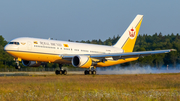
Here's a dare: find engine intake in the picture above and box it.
[72,55,92,68]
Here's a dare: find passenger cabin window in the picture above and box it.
[9,42,20,45]
[81,50,89,52]
[34,45,55,49]
[74,49,79,51]
[64,48,70,50]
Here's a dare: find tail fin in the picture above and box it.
[113,15,143,52]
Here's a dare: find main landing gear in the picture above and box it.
[55,64,67,75]
[15,59,21,69]
[84,66,96,75]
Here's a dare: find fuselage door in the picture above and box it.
[27,41,32,50]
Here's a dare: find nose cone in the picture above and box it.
[4,44,10,55]
[4,44,12,53]
[4,44,19,52]
[4,44,9,51]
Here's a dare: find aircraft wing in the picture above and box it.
[60,49,176,61]
[90,49,175,60]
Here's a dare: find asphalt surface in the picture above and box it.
[0,71,83,76]
[0,69,180,76]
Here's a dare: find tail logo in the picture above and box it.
[129,27,136,39]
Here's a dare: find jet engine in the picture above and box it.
[72,55,92,68]
[22,60,41,67]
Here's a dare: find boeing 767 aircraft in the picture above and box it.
[4,15,175,75]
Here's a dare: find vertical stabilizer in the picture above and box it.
[113,15,143,52]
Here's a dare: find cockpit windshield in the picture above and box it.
[9,42,20,45]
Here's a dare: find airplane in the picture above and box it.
[4,14,175,75]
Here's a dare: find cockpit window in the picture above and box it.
[9,42,20,45]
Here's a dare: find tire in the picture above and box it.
[60,70,63,75]
[84,70,88,75]
[63,70,67,75]
[55,70,59,75]
[89,70,92,75]
[92,70,96,75]
[15,66,20,69]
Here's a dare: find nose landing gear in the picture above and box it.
[15,59,21,69]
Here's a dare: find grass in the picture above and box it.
[0,74,180,101]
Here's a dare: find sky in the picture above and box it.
[0,0,180,42]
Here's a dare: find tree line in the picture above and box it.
[0,32,179,69]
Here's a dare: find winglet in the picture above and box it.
[113,15,143,52]
[170,49,177,52]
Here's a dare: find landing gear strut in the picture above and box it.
[15,59,20,69]
[55,64,67,75]
[84,66,96,75]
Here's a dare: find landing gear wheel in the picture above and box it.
[55,70,59,75]
[63,70,67,75]
[92,70,96,75]
[15,65,20,69]
[60,70,63,75]
[55,64,67,75]
[15,59,20,69]
[84,70,88,75]
[89,70,92,75]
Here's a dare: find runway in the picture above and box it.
[0,71,83,76]
[0,69,180,76]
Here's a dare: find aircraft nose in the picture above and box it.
[4,44,19,52]
[4,44,9,51]
[4,44,17,51]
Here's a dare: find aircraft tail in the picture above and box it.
[113,15,143,52]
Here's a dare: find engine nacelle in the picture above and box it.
[22,60,41,67]
[72,55,92,68]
